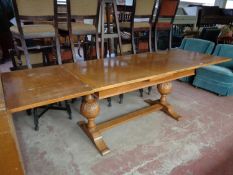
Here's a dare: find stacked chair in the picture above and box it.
[193,44,233,96]
[11,0,71,131]
[179,38,215,83]
[154,0,180,51]
[11,0,61,68]
[58,0,100,61]
[119,0,156,54]
[137,0,180,96]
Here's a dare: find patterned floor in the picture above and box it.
[12,81,233,175]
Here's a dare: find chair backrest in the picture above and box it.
[179,38,215,54]
[154,0,180,28]
[213,44,233,69]
[133,0,156,18]
[12,0,55,19]
[68,0,99,18]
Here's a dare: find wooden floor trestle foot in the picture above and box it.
[78,121,110,156]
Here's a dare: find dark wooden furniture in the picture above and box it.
[58,0,100,61]
[11,0,61,69]
[0,50,230,174]
[119,0,156,54]
[100,0,122,58]
[199,27,221,44]
[197,6,233,28]
[154,0,180,51]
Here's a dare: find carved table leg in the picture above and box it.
[157,82,182,121]
[78,95,110,155]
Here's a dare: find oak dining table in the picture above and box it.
[0,49,230,174]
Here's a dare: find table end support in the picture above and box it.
[145,82,182,121]
[157,82,182,121]
[79,95,110,156]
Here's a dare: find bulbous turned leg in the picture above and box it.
[157,82,182,121]
[79,94,110,155]
[157,82,172,105]
[80,95,100,131]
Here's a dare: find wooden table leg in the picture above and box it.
[145,82,182,121]
[78,95,110,156]
[157,82,182,121]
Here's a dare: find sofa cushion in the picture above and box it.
[179,38,214,54]
[194,65,233,96]
[213,44,233,69]
[196,65,233,82]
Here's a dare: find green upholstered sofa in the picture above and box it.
[179,38,215,83]
[193,44,233,96]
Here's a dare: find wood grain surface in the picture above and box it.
[63,49,230,92]
[2,65,92,113]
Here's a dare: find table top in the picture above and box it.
[2,66,92,113]
[63,49,230,91]
[1,49,230,113]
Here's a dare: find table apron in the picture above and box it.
[95,69,195,99]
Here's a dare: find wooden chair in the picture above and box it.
[119,0,156,54]
[11,0,61,69]
[154,0,180,51]
[59,0,100,61]
[100,0,122,58]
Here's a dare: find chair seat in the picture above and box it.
[58,23,96,35]
[193,65,233,96]
[10,24,55,39]
[120,22,150,29]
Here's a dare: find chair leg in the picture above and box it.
[148,86,152,95]
[55,36,62,65]
[119,94,124,104]
[12,38,21,66]
[71,98,77,104]
[132,31,136,54]
[139,89,143,97]
[20,38,32,69]
[112,0,122,55]
[107,97,112,107]
[58,102,62,107]
[33,108,39,131]
[154,30,158,52]
[69,34,77,62]
[26,109,32,116]
[101,1,105,58]
[169,27,172,50]
[95,32,100,59]
[65,100,72,120]
[149,27,152,52]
